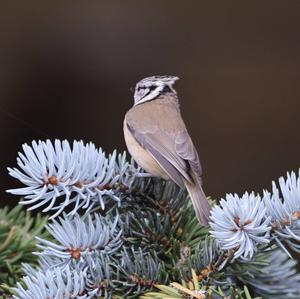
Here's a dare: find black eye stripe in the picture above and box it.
[137,85,156,91]
[148,85,156,91]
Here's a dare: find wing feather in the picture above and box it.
[127,126,185,187]
[125,98,203,187]
[175,131,203,178]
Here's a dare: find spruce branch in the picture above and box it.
[209,192,271,260]
[263,171,300,254]
[7,140,146,219]
[12,265,96,299]
[232,249,300,298]
[0,206,48,297]
[7,140,300,298]
[35,213,122,262]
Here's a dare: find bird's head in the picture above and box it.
[133,75,179,105]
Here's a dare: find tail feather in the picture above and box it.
[184,176,211,225]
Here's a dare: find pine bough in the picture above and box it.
[6,140,300,298]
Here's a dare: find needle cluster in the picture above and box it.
[7,140,146,219]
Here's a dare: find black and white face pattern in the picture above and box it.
[133,75,179,105]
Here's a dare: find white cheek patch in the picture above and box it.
[134,87,163,105]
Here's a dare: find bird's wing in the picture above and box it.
[174,130,203,180]
[125,100,202,188]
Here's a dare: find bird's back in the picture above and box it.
[125,93,185,135]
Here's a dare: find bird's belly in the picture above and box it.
[123,121,169,179]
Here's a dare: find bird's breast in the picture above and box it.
[123,118,169,180]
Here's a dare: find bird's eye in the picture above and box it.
[148,85,156,91]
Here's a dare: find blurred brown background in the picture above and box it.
[1,1,300,207]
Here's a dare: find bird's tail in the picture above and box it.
[184,176,211,225]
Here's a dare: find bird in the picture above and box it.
[123,75,211,225]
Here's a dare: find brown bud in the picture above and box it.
[233,216,240,225]
[176,227,183,236]
[68,248,81,259]
[292,211,300,219]
[244,219,252,225]
[48,175,58,185]
[201,268,209,278]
